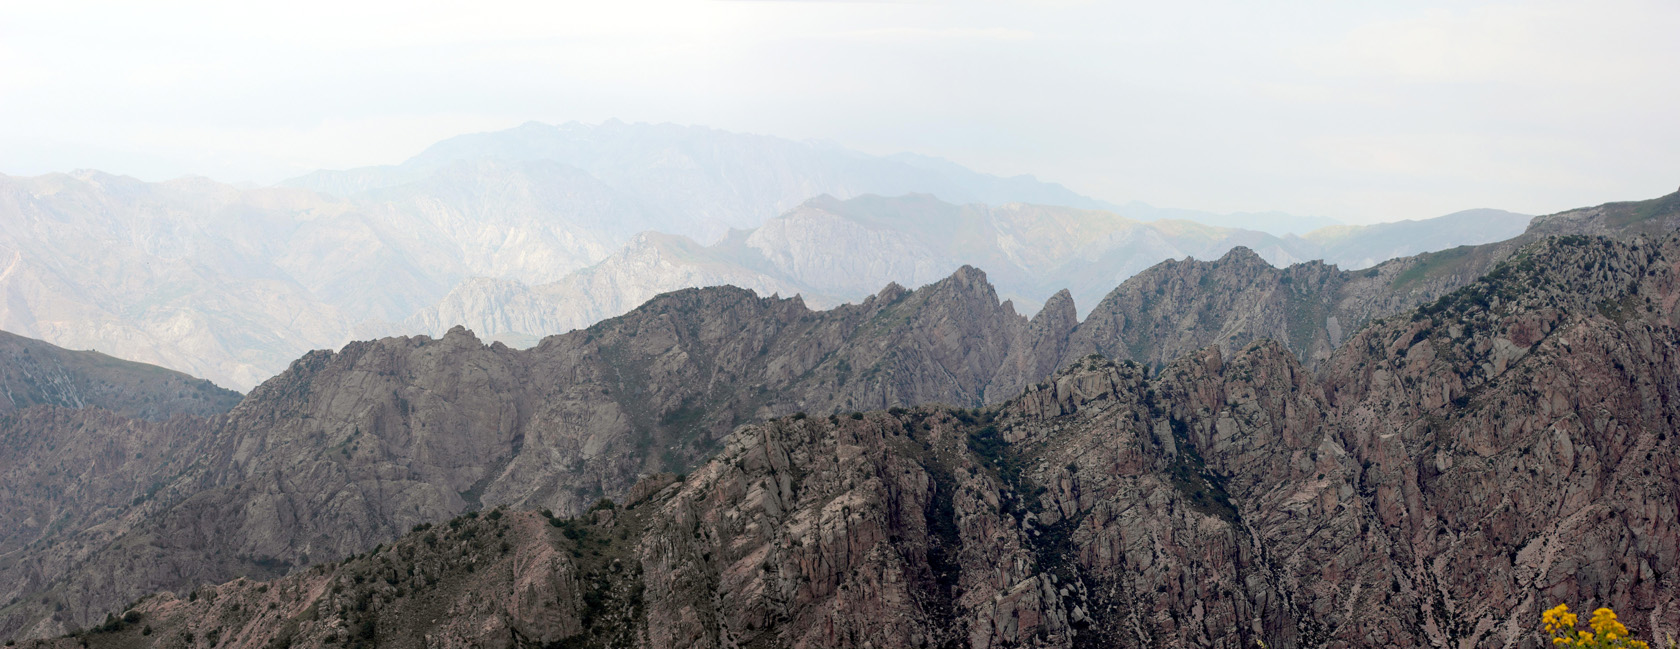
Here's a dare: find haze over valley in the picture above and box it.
[3,2,1679,648]
[0,121,1533,390]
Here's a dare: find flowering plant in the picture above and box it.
[1543,605,1651,649]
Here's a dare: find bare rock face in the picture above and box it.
[35,229,1680,649]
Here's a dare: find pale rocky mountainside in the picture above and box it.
[5,191,1669,642]
[0,160,744,390]
[0,122,1125,390]
[0,120,1532,392]
[0,330,239,420]
[0,172,353,390]
[0,166,633,390]
[408,193,1526,341]
[403,231,834,339]
[34,230,1680,649]
[1299,207,1531,270]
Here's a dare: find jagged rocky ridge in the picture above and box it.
[0,266,1083,640]
[3,191,1675,643]
[30,229,1680,648]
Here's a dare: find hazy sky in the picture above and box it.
[2,0,1676,223]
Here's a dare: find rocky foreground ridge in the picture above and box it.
[0,239,1481,641]
[25,229,1680,648]
[2,190,1676,643]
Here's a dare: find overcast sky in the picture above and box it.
[1,0,1676,224]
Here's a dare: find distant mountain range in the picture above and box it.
[403,194,1530,342]
[0,121,1527,390]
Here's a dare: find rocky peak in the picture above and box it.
[1209,244,1273,269]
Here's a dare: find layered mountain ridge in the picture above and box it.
[0,189,1669,644]
[0,121,1529,391]
[24,224,1680,648]
[405,194,1530,342]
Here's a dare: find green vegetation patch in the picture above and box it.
[1392,245,1476,291]
[1163,417,1240,524]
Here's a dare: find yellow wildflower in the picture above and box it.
[1542,604,1651,648]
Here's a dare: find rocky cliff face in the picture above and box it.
[36,229,1680,649]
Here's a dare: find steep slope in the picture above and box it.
[0,330,239,420]
[0,332,237,629]
[0,408,223,607]
[39,229,1680,649]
